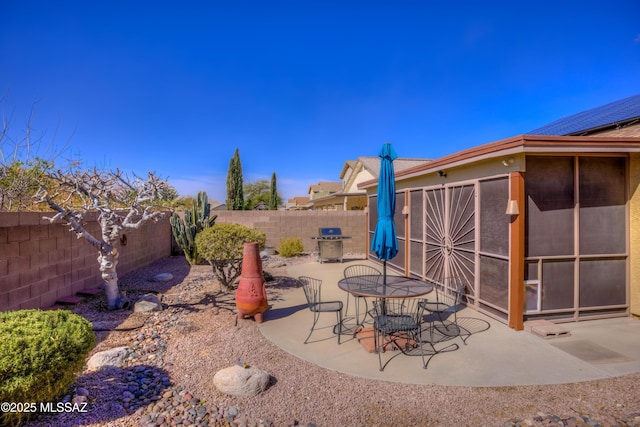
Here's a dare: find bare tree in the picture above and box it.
[34,166,170,309]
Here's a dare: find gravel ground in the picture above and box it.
[23,255,640,427]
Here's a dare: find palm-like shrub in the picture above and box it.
[0,310,95,426]
[196,223,266,291]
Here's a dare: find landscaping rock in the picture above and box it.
[152,273,173,282]
[134,294,163,313]
[86,346,131,371]
[213,364,270,397]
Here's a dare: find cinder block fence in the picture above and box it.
[0,212,172,311]
[0,210,368,311]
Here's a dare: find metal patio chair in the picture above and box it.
[372,298,425,371]
[419,277,471,345]
[299,276,344,345]
[343,264,381,328]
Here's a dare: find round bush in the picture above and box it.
[278,238,304,258]
[196,223,267,290]
[0,309,96,426]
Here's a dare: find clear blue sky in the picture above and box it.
[2,1,639,203]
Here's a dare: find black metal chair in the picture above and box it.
[372,298,424,371]
[343,264,381,327]
[419,277,470,345]
[299,276,344,345]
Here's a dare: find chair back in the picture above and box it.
[434,277,466,306]
[299,276,322,307]
[344,264,382,286]
[373,298,423,325]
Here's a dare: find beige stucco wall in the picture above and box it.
[630,153,640,318]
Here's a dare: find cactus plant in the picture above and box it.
[170,191,217,264]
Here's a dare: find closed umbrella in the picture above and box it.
[370,142,398,288]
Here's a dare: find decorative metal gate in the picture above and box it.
[424,185,476,299]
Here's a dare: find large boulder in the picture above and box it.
[213,364,270,397]
[86,346,131,371]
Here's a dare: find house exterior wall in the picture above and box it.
[0,212,172,312]
[348,169,375,193]
[630,153,640,318]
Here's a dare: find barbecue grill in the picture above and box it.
[311,227,352,263]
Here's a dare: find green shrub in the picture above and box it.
[0,309,96,426]
[195,223,266,291]
[278,238,304,258]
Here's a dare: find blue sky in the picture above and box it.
[2,1,639,203]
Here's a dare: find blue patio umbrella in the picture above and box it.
[370,142,398,286]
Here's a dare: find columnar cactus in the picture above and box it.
[170,191,217,264]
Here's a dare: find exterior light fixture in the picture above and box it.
[502,158,514,167]
[505,200,519,215]
[438,170,447,177]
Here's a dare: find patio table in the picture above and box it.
[337,274,435,354]
[338,274,434,327]
[338,274,434,300]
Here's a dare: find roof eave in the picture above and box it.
[358,134,640,189]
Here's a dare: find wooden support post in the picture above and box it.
[508,171,525,330]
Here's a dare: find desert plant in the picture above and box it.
[278,237,304,258]
[35,167,169,309]
[226,148,244,210]
[170,191,217,264]
[195,223,266,291]
[0,309,95,427]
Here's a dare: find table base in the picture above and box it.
[355,327,418,353]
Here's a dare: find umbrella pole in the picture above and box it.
[383,260,387,285]
[382,260,387,315]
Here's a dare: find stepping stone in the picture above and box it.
[56,296,85,305]
[525,319,571,339]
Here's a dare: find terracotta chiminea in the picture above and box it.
[235,242,269,323]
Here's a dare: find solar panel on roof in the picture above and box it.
[529,94,640,136]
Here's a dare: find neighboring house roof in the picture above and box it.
[308,181,343,194]
[287,196,310,205]
[529,94,640,136]
[357,156,432,178]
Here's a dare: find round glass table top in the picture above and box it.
[338,275,434,299]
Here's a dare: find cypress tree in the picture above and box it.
[269,172,278,210]
[226,148,244,210]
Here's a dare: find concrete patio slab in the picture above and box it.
[257,259,640,387]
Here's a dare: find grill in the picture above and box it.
[311,227,351,263]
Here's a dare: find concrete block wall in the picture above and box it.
[0,212,172,311]
[212,210,368,254]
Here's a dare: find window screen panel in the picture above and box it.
[369,195,378,231]
[579,157,626,255]
[479,255,508,310]
[526,156,575,257]
[579,258,626,307]
[389,239,405,271]
[541,260,574,310]
[525,261,538,281]
[395,193,405,238]
[410,190,423,240]
[480,178,509,256]
[409,240,423,276]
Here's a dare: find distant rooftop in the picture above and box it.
[529,94,640,136]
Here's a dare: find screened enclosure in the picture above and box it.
[368,153,630,325]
